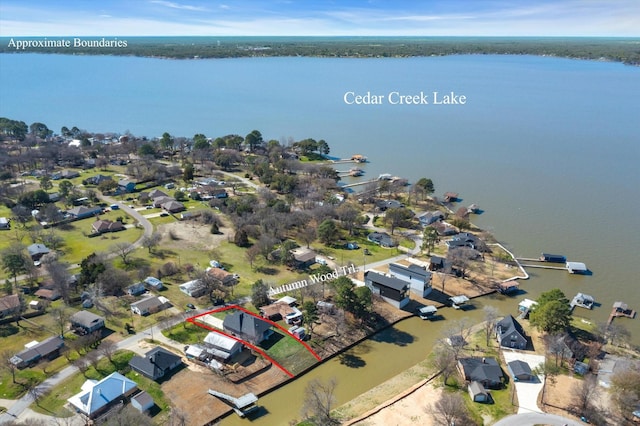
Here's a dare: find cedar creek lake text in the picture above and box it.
[344,91,467,105]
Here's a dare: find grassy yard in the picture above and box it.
[259,329,319,376]
[30,348,171,418]
[162,320,209,344]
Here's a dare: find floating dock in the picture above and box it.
[607,302,636,325]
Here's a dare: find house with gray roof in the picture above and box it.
[130,296,169,316]
[223,311,272,345]
[70,310,105,334]
[496,315,528,350]
[457,357,505,389]
[129,346,182,381]
[10,336,64,369]
[364,271,410,309]
[67,372,138,419]
[507,360,534,382]
[468,381,491,403]
[67,205,103,220]
[27,243,50,261]
[388,263,432,298]
[0,294,21,319]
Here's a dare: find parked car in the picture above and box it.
[186,303,196,310]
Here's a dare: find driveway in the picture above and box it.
[502,350,546,414]
[494,412,583,426]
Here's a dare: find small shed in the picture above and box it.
[131,391,154,413]
[507,360,534,382]
[468,381,490,403]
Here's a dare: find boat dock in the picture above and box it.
[607,302,636,325]
[341,179,379,189]
[208,389,259,417]
[519,264,567,270]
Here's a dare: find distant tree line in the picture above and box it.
[1,37,638,65]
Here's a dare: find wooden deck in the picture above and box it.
[520,264,567,270]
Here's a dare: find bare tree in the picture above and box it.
[430,345,457,386]
[49,306,71,337]
[73,356,90,377]
[141,232,162,254]
[442,318,472,360]
[572,374,599,413]
[101,405,154,426]
[110,242,135,265]
[28,384,46,407]
[98,340,118,364]
[0,349,18,384]
[245,244,260,270]
[428,392,475,426]
[301,377,339,426]
[483,306,499,347]
[43,255,72,304]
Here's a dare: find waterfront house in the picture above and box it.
[27,243,50,261]
[203,332,243,361]
[433,222,458,236]
[126,282,146,296]
[457,357,505,389]
[67,372,138,419]
[418,210,445,226]
[70,310,105,334]
[388,263,432,298]
[507,360,534,382]
[496,315,528,350]
[179,279,207,298]
[67,205,103,220]
[10,336,64,369]
[129,346,182,381]
[364,271,410,309]
[0,294,21,319]
[223,311,272,345]
[375,199,405,211]
[468,381,491,403]
[130,296,169,316]
[92,219,125,234]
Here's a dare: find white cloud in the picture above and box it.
[149,1,208,12]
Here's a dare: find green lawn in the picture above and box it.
[260,328,319,376]
[31,349,170,418]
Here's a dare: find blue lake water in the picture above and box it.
[1,53,639,343]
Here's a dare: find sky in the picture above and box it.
[0,0,638,37]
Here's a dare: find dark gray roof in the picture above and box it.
[70,310,105,328]
[497,315,526,340]
[132,391,154,407]
[131,296,164,311]
[129,346,181,379]
[459,357,504,384]
[365,271,409,292]
[507,360,532,377]
[27,243,50,256]
[389,263,432,282]
[13,336,64,363]
[223,311,271,341]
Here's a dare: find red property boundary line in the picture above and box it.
[186,305,322,378]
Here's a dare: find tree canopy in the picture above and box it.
[529,289,572,334]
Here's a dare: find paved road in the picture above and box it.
[98,194,154,249]
[0,312,188,424]
[493,412,584,426]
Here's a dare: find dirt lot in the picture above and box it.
[157,219,232,252]
[161,359,289,425]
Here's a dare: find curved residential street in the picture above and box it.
[0,313,189,425]
[493,412,583,426]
